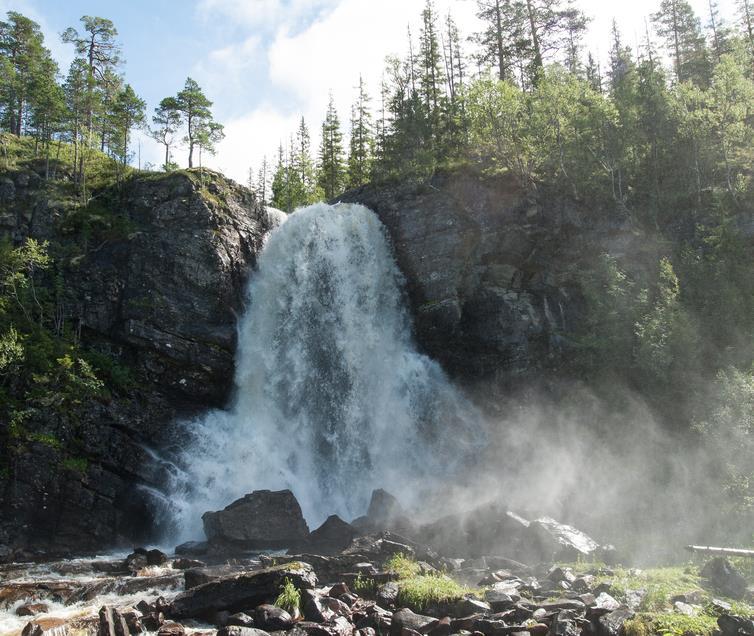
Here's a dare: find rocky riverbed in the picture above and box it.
[2,490,753,636]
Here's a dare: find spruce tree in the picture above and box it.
[174,77,215,168]
[652,0,711,85]
[317,94,346,200]
[347,76,374,189]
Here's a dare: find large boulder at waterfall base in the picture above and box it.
[202,490,310,549]
[299,515,356,555]
[169,561,317,619]
[351,489,415,536]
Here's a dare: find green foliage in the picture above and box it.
[274,578,301,614]
[385,553,422,579]
[352,573,377,595]
[396,574,477,612]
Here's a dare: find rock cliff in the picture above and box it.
[0,168,272,557]
[337,169,647,388]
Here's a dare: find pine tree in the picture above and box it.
[347,76,374,189]
[317,94,346,200]
[111,84,145,166]
[652,0,711,85]
[174,77,215,168]
[419,0,445,142]
[150,97,181,171]
[471,0,521,81]
[271,143,289,211]
[707,0,733,62]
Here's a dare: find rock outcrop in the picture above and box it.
[337,169,648,387]
[0,168,273,557]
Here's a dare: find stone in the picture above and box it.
[202,490,310,549]
[217,628,271,636]
[172,558,205,570]
[718,614,754,636]
[21,619,68,636]
[228,613,255,628]
[16,604,49,617]
[147,549,169,565]
[157,623,185,636]
[185,564,252,589]
[701,558,748,600]
[526,518,600,561]
[589,593,620,616]
[175,541,209,557]
[169,562,317,618]
[673,602,694,616]
[597,609,634,636]
[304,516,357,555]
[255,604,293,631]
[390,609,437,636]
[125,551,148,573]
[98,606,130,636]
[454,599,491,616]
[376,582,400,609]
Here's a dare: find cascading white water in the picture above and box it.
[173,202,483,540]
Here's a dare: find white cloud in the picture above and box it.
[197,0,339,29]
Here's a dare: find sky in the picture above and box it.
[0,0,739,184]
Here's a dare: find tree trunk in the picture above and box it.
[525,0,543,84]
[495,0,506,81]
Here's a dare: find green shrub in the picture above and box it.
[274,577,301,614]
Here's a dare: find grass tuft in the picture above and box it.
[275,577,301,614]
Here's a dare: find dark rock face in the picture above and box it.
[0,169,272,556]
[337,170,643,387]
[202,490,310,550]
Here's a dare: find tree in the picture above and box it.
[291,117,317,204]
[174,77,214,168]
[150,97,181,171]
[195,119,224,168]
[739,0,754,70]
[0,12,57,136]
[472,0,521,81]
[63,59,88,184]
[271,142,289,211]
[111,83,145,166]
[652,0,711,85]
[347,76,374,189]
[257,156,269,206]
[318,95,346,200]
[62,16,121,142]
[419,0,445,143]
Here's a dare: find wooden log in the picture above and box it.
[685,545,754,558]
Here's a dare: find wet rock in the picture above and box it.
[701,558,748,600]
[172,558,205,570]
[670,590,704,605]
[202,490,310,549]
[98,606,130,636]
[169,562,317,618]
[484,589,516,612]
[597,609,634,636]
[228,613,255,628]
[185,565,251,589]
[157,622,186,636]
[147,549,169,565]
[390,608,437,636]
[217,628,271,636]
[175,541,209,556]
[550,611,579,636]
[255,604,294,630]
[125,551,149,573]
[426,617,451,636]
[526,518,600,561]
[16,604,49,617]
[21,618,69,636]
[538,600,585,613]
[303,516,357,555]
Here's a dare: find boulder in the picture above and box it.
[303,516,357,555]
[21,619,69,636]
[16,604,49,617]
[254,604,294,630]
[701,558,748,600]
[597,609,634,636]
[718,614,754,636]
[98,606,129,636]
[525,518,601,561]
[203,490,310,549]
[389,608,436,636]
[217,628,271,636]
[169,561,317,619]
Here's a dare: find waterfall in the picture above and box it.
[173,202,483,540]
